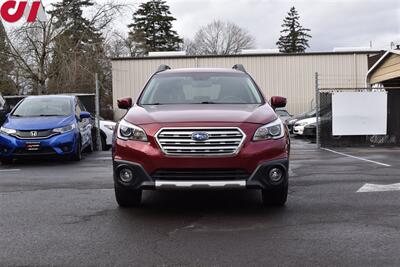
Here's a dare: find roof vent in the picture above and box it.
[332,47,372,52]
[148,51,186,57]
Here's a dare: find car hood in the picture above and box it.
[296,117,316,125]
[124,104,277,125]
[3,115,75,131]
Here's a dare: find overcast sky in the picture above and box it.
[170,0,400,51]
[12,0,400,51]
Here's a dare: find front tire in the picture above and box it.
[262,184,288,206]
[86,138,94,153]
[101,135,108,151]
[72,138,82,161]
[1,158,13,165]
[114,184,142,207]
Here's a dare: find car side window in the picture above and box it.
[77,98,86,111]
[75,102,82,118]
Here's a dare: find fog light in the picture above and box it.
[269,167,283,183]
[119,168,133,183]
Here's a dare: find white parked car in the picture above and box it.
[293,117,316,135]
[99,119,116,150]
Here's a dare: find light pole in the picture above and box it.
[95,73,101,151]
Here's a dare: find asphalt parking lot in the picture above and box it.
[1,138,400,266]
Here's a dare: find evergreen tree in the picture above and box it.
[49,0,102,50]
[48,0,104,94]
[276,7,311,53]
[128,0,183,54]
[0,21,16,95]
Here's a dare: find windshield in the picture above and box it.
[12,98,72,117]
[139,72,263,105]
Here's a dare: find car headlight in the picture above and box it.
[53,124,76,134]
[253,119,284,141]
[104,124,115,131]
[0,126,17,135]
[117,120,147,141]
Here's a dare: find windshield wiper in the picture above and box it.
[200,101,216,104]
[143,103,163,105]
[38,114,63,117]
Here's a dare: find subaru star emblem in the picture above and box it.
[191,132,209,141]
[30,131,38,137]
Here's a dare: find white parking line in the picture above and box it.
[86,157,112,161]
[0,169,21,172]
[357,183,400,193]
[322,148,391,167]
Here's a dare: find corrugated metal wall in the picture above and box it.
[112,53,370,120]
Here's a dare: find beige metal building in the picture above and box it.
[112,51,379,120]
[367,50,400,87]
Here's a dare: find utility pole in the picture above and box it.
[95,73,101,151]
[315,72,320,149]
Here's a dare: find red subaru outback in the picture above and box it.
[113,64,290,207]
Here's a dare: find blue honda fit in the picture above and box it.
[0,95,93,163]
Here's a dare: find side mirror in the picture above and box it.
[80,111,91,120]
[270,96,287,109]
[117,97,133,110]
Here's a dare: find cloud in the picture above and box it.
[168,0,400,51]
[25,0,400,51]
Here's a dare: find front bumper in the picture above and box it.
[102,127,114,146]
[293,125,305,135]
[0,131,78,158]
[113,158,289,190]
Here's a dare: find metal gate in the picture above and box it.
[315,74,400,148]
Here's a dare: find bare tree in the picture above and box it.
[105,31,145,58]
[3,0,126,95]
[4,17,59,94]
[182,38,198,56]
[186,20,255,55]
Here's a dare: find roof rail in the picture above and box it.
[232,64,246,73]
[156,64,171,73]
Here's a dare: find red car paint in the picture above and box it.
[114,69,290,174]
[112,67,290,206]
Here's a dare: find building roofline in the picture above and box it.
[366,50,400,81]
[111,50,384,61]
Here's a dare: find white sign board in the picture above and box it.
[332,91,387,136]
